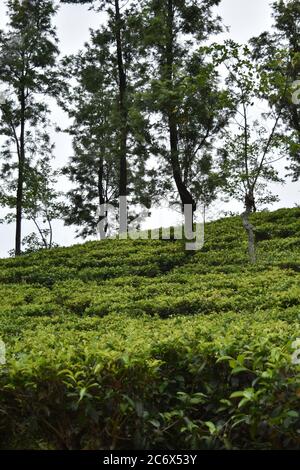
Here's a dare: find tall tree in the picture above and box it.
[59,35,120,238]
[139,0,225,228]
[59,15,154,238]
[172,52,231,219]
[114,0,128,200]
[0,0,59,255]
[216,43,287,263]
[251,0,300,179]
[61,0,144,207]
[0,128,64,253]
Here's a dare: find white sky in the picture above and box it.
[0,0,299,256]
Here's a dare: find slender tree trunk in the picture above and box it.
[32,218,48,249]
[49,220,53,249]
[114,0,128,199]
[242,192,256,264]
[166,0,195,232]
[15,168,23,256]
[46,211,53,249]
[15,88,26,256]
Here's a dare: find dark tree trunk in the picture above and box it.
[114,0,128,199]
[166,0,196,231]
[15,88,25,256]
[97,155,108,238]
[15,167,23,256]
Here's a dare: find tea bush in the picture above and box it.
[0,208,299,449]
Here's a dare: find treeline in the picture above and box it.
[0,0,299,261]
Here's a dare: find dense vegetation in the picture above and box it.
[0,0,299,454]
[0,207,299,450]
[0,0,299,259]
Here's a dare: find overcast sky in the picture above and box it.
[0,0,298,257]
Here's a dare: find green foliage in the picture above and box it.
[250,0,300,180]
[0,208,300,449]
[139,0,228,211]
[60,0,156,235]
[0,0,61,255]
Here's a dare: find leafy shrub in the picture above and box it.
[0,313,299,450]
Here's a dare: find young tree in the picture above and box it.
[21,161,65,251]
[0,124,65,252]
[216,43,287,263]
[0,0,59,255]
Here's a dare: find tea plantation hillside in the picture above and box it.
[0,208,300,450]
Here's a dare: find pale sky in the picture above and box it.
[0,0,299,256]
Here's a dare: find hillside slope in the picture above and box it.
[0,208,300,449]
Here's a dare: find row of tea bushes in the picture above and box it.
[0,266,300,320]
[0,208,299,285]
[0,312,299,449]
[0,207,300,449]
